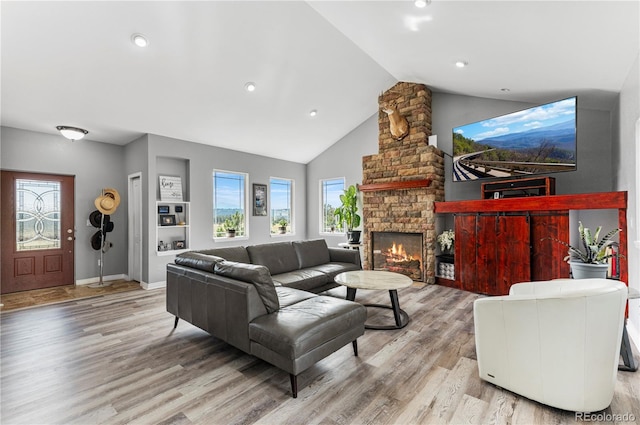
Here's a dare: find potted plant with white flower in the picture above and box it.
[437,229,455,256]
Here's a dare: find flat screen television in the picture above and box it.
[452,96,577,182]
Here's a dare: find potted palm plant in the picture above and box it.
[547,221,621,279]
[334,184,362,244]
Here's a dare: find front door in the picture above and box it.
[1,171,75,293]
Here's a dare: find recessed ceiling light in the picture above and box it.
[309,109,318,117]
[455,61,468,68]
[132,34,148,48]
[244,82,256,92]
[415,0,429,8]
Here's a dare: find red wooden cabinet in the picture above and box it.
[455,213,552,295]
[435,192,626,296]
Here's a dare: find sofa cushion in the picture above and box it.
[198,246,250,263]
[247,242,299,275]
[292,239,331,269]
[272,269,328,292]
[275,287,317,308]
[249,296,366,359]
[214,261,280,313]
[310,262,362,280]
[175,251,224,272]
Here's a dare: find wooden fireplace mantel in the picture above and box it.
[357,179,432,193]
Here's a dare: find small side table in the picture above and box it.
[338,242,362,250]
[620,288,639,372]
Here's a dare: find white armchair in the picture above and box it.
[474,278,627,412]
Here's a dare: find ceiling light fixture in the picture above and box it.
[415,0,430,8]
[501,88,511,92]
[309,109,318,117]
[56,126,88,141]
[132,33,148,48]
[455,61,468,68]
[244,82,256,92]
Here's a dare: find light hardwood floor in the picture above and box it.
[0,279,142,312]
[1,284,638,425]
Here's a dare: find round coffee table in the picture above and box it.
[335,270,412,330]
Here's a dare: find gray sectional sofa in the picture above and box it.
[166,239,366,397]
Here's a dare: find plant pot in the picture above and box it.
[569,261,609,279]
[226,229,236,238]
[347,230,361,244]
[278,226,287,234]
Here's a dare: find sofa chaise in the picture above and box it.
[166,239,366,397]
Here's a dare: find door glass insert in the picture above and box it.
[16,179,61,251]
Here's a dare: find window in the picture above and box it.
[320,177,345,233]
[270,177,293,235]
[213,170,248,238]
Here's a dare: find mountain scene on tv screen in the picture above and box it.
[452,98,577,181]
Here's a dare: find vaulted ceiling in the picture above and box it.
[2,1,638,163]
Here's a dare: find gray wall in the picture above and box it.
[2,86,632,289]
[1,127,308,285]
[431,93,614,201]
[307,92,617,239]
[306,114,378,246]
[0,126,128,281]
[143,134,308,284]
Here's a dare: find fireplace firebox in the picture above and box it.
[371,232,423,281]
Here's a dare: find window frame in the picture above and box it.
[319,177,346,235]
[269,176,294,236]
[212,169,249,240]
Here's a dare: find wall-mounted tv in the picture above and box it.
[452,96,577,182]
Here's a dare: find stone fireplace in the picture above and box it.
[360,82,444,283]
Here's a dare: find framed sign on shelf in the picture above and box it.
[253,183,267,216]
[159,175,183,201]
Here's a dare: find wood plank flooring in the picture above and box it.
[1,284,638,425]
[0,279,142,312]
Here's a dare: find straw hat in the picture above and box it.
[94,188,120,215]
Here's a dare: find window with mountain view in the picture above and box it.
[213,170,248,238]
[270,177,293,235]
[320,177,345,233]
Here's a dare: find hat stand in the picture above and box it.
[88,188,119,288]
[88,213,112,288]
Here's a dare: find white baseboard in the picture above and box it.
[76,274,128,286]
[142,280,166,290]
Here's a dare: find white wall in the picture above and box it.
[615,53,640,347]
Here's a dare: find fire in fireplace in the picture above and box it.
[371,232,423,281]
